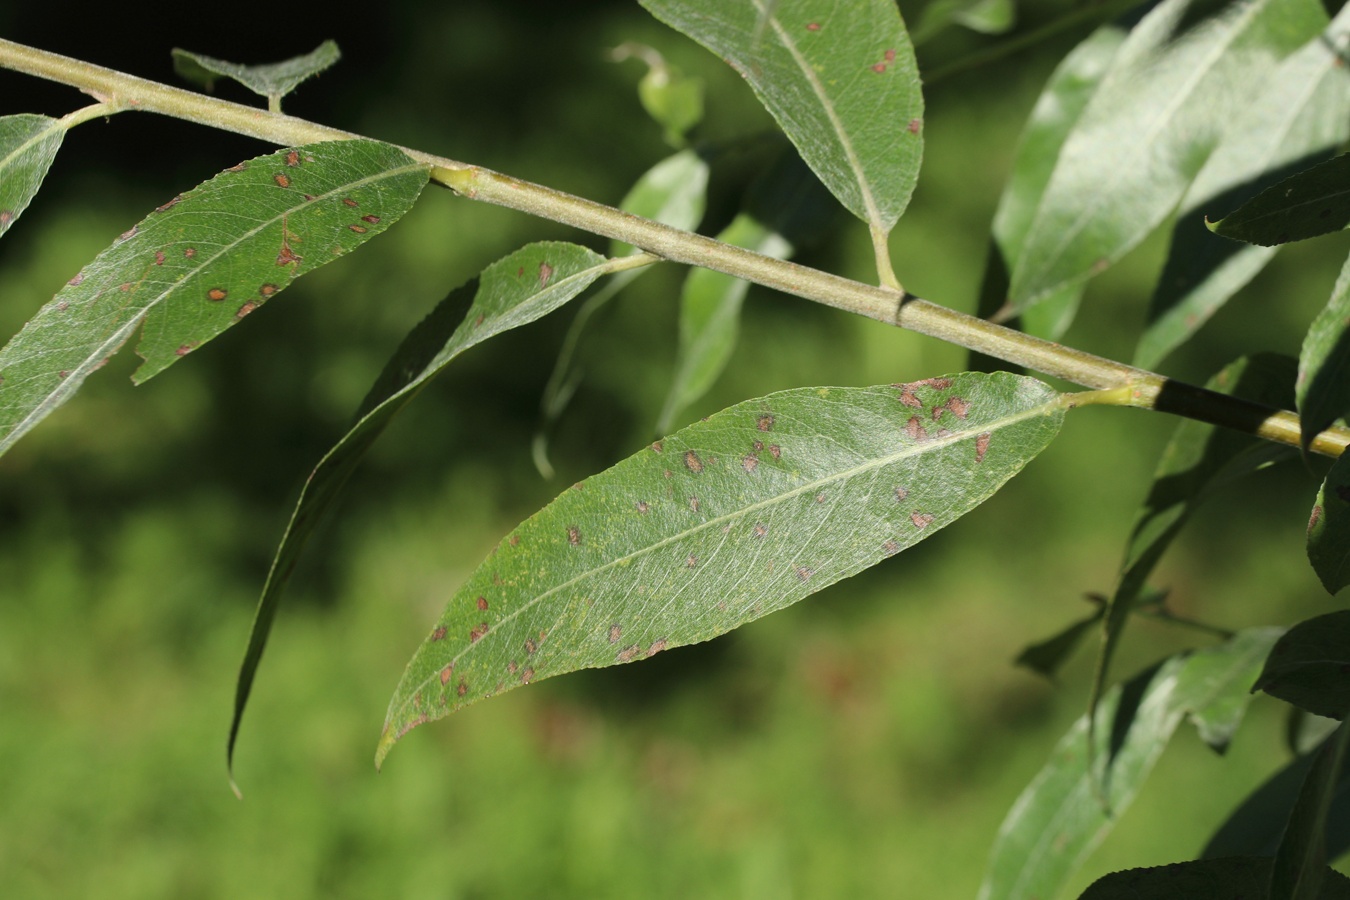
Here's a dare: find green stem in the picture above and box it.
[1,37,1346,458]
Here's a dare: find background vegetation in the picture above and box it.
[1,0,1345,895]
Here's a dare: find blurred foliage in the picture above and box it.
[1,0,1349,896]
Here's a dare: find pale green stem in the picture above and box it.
[1,37,1346,458]
[870,225,902,292]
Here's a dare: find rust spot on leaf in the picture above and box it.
[273,173,290,188]
[439,665,453,686]
[806,22,821,30]
[816,493,825,503]
[884,539,900,556]
[651,440,663,453]
[907,119,921,134]
[362,214,381,224]
[769,445,782,459]
[470,623,489,643]
[342,197,359,207]
[894,486,908,502]
[226,163,247,173]
[155,195,182,213]
[754,523,768,538]
[872,62,887,73]
[349,224,368,233]
[276,243,301,267]
[235,301,259,319]
[521,668,535,684]
[431,626,448,641]
[286,150,300,167]
[208,288,228,302]
[689,497,701,513]
[885,49,897,62]
[618,645,641,663]
[154,251,166,266]
[184,247,197,259]
[795,566,814,581]
[686,554,698,568]
[175,343,195,357]
[648,639,667,656]
[636,501,650,513]
[509,535,521,546]
[936,397,969,419]
[567,525,581,546]
[508,661,518,675]
[1310,505,1324,534]
[525,638,538,655]
[477,596,489,611]
[742,454,759,473]
[118,226,137,243]
[757,414,775,431]
[538,261,554,288]
[684,450,704,473]
[609,624,622,643]
[975,432,991,463]
[906,416,928,442]
[457,679,469,696]
[67,272,84,286]
[911,512,934,529]
[0,210,11,228]
[259,283,278,297]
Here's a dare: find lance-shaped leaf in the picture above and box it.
[0,114,65,241]
[228,242,612,783]
[1211,153,1350,246]
[1007,0,1325,313]
[1014,595,1105,681]
[656,213,792,433]
[1079,857,1350,900]
[979,628,1280,900]
[0,140,429,458]
[638,0,923,234]
[1272,721,1350,900]
[1256,612,1350,720]
[379,372,1065,765]
[1309,453,1350,594]
[1138,3,1350,369]
[173,41,341,109]
[1299,251,1350,454]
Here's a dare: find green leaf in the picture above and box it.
[228,241,611,787]
[1014,596,1105,680]
[1211,153,1350,246]
[639,0,923,234]
[0,114,64,241]
[1007,0,1325,313]
[1137,3,1350,369]
[1079,857,1350,900]
[380,372,1065,766]
[613,43,705,146]
[1309,453,1350,594]
[0,140,430,459]
[979,628,1281,900]
[655,213,792,433]
[913,0,1016,43]
[172,41,341,109]
[1299,250,1350,453]
[1256,612,1350,720]
[1272,721,1350,900]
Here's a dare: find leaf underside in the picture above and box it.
[172,41,341,101]
[1212,152,1350,247]
[379,372,1065,766]
[0,114,65,242]
[1079,856,1350,900]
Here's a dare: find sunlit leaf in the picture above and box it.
[380,372,1065,765]
[1079,857,1350,899]
[656,213,792,433]
[173,41,341,107]
[1137,4,1349,369]
[1309,454,1350,595]
[1256,612,1350,720]
[1299,250,1350,453]
[1007,0,1325,313]
[1271,721,1350,900]
[228,242,612,786]
[979,628,1280,900]
[0,140,430,458]
[1211,153,1350,246]
[0,114,64,241]
[639,0,923,233]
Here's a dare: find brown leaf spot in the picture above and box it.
[342,197,359,207]
[303,194,316,201]
[154,251,166,266]
[361,215,381,224]
[894,486,908,502]
[795,566,814,581]
[684,450,704,473]
[349,225,368,234]
[184,247,197,259]
[476,596,489,611]
[273,173,290,188]
[0,210,11,228]
[906,416,928,442]
[276,244,301,267]
[225,163,247,173]
[155,195,182,213]
[285,150,300,167]
[609,624,622,643]
[235,301,259,320]
[119,282,134,293]
[911,512,934,529]
[67,272,84,286]
[975,432,991,463]
[769,445,782,460]
[1310,505,1324,534]
[753,523,768,538]
[685,554,698,568]
[647,639,667,657]
[806,22,821,30]
[689,497,701,513]
[816,493,825,503]
[259,283,278,297]
[470,623,489,643]
[567,525,581,546]
[907,119,922,134]
[208,288,228,302]
[439,665,453,686]
[457,679,469,696]
[872,63,887,73]
[56,302,69,311]
[897,386,922,408]
[175,343,195,357]
[742,454,759,473]
[509,535,521,546]
[618,645,640,663]
[651,440,663,453]
[940,397,969,419]
[118,226,137,243]
[757,414,775,432]
[525,638,538,655]
[538,261,554,288]
[508,661,518,675]
[431,626,448,641]
[521,668,535,684]
[923,378,953,389]
[883,539,901,556]
[636,501,650,513]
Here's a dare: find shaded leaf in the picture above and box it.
[1079,857,1350,900]
[1272,721,1350,900]
[1299,250,1350,453]
[1211,153,1350,246]
[979,628,1280,900]
[1256,612,1350,720]
[914,0,1015,42]
[613,43,705,146]
[380,372,1066,765]
[0,114,64,241]
[1309,453,1350,594]
[229,242,612,786]
[1014,596,1105,680]
[1007,0,1325,313]
[173,41,341,107]
[656,213,792,433]
[0,140,430,458]
[639,0,923,233]
[1138,4,1350,369]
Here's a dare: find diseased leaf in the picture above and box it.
[173,41,341,108]
[1138,4,1350,369]
[228,242,611,786]
[656,213,792,433]
[1007,0,1325,313]
[0,114,64,241]
[1079,857,1350,900]
[1211,153,1350,246]
[0,140,430,458]
[1299,251,1350,453]
[1271,721,1350,900]
[1256,612,1350,720]
[380,372,1065,766]
[1309,454,1350,594]
[979,629,1280,900]
[639,0,923,233]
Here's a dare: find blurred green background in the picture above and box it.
[1,1,1347,896]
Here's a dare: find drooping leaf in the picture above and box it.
[1299,251,1350,453]
[656,213,792,433]
[228,242,612,786]
[1078,857,1350,900]
[913,0,1015,43]
[1007,0,1325,313]
[1089,355,1296,750]
[380,372,1066,765]
[1271,720,1350,900]
[1309,453,1350,595]
[0,114,64,241]
[173,41,341,108]
[0,140,430,458]
[1014,595,1105,680]
[613,43,705,146]
[1256,612,1350,720]
[639,0,923,234]
[1137,3,1350,369]
[1211,153,1350,246]
[979,628,1280,900]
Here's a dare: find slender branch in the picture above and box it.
[1,37,1346,458]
